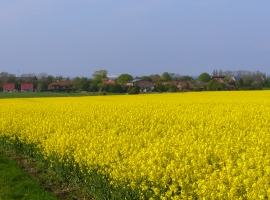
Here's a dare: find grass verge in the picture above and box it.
[0,144,94,200]
[0,92,122,99]
[0,148,58,200]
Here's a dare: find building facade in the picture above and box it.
[21,83,34,92]
[48,81,74,90]
[3,83,15,92]
[125,79,154,88]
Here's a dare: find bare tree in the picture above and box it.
[38,72,48,80]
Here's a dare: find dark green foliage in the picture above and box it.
[109,83,122,93]
[243,79,252,87]
[135,76,152,81]
[72,77,90,91]
[128,85,140,94]
[129,87,140,94]
[98,83,107,92]
[198,72,211,82]
[49,88,73,92]
[165,84,178,92]
[251,81,263,90]
[89,83,98,92]
[117,74,133,84]
[263,78,270,88]
[149,74,161,83]
[178,76,193,82]
[154,82,166,92]
[121,85,129,93]
[206,80,226,91]
[235,79,243,88]
[92,70,108,84]
[160,72,172,81]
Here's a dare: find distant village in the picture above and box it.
[1,70,269,94]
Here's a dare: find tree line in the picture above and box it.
[1,69,269,93]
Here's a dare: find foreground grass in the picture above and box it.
[0,145,94,200]
[0,91,122,99]
[0,148,58,200]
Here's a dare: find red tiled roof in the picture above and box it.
[3,83,15,90]
[48,81,74,89]
[48,81,73,86]
[161,81,189,86]
[21,83,33,90]
[104,79,115,84]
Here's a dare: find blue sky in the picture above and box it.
[1,1,270,78]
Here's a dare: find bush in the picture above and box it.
[128,87,139,94]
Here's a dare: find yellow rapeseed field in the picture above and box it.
[1,91,270,199]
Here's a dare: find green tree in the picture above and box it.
[218,69,223,76]
[98,83,108,92]
[178,76,193,82]
[37,83,43,92]
[198,72,211,82]
[223,76,236,86]
[121,85,129,93]
[251,81,262,90]
[6,75,17,84]
[73,77,90,91]
[243,79,252,88]
[160,72,172,81]
[139,76,152,81]
[165,84,178,92]
[0,72,9,81]
[128,86,139,94]
[212,69,218,76]
[263,78,270,88]
[192,82,200,91]
[235,78,244,88]
[0,72,17,90]
[80,77,90,91]
[206,80,217,91]
[35,74,54,91]
[206,80,226,91]
[149,74,161,83]
[117,74,133,84]
[72,77,81,90]
[92,70,108,84]
[54,75,64,82]
[154,82,166,92]
[109,83,122,93]
[89,83,98,92]
[128,83,140,94]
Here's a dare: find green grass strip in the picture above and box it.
[0,92,122,99]
[0,149,58,200]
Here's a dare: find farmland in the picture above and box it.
[0,91,270,199]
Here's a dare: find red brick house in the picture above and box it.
[125,79,154,88]
[161,81,191,91]
[211,76,226,82]
[3,83,15,92]
[104,79,116,85]
[48,81,74,90]
[21,83,34,92]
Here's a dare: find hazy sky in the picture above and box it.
[1,1,270,78]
